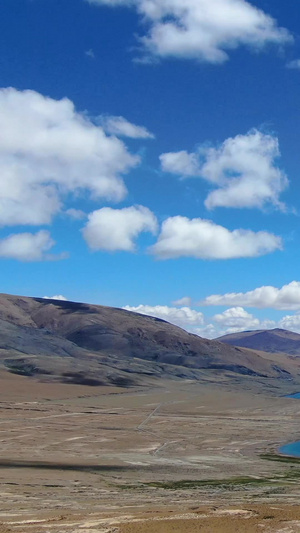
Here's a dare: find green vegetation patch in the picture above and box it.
[118,452,300,492]
[119,467,300,492]
[260,453,300,465]
[144,477,272,490]
[119,476,281,491]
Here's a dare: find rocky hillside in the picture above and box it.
[0,294,297,386]
[218,328,300,356]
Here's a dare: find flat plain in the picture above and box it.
[1,371,300,532]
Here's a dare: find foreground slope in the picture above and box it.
[218,328,300,356]
[3,373,300,532]
[0,293,297,385]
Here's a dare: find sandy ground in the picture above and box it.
[0,371,300,531]
[118,506,300,533]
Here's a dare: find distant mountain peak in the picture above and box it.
[217,328,300,355]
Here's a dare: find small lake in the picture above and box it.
[278,394,300,457]
[279,392,300,458]
[280,441,300,457]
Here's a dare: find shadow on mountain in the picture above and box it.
[33,297,93,314]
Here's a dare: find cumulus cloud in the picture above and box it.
[123,304,204,328]
[214,306,259,327]
[149,216,282,260]
[82,205,158,252]
[201,281,300,310]
[98,115,154,139]
[0,88,139,227]
[160,130,288,211]
[213,306,275,334]
[122,303,277,337]
[0,230,62,262]
[279,313,300,333]
[86,0,291,63]
[194,324,219,339]
[43,295,68,301]
[202,131,288,210]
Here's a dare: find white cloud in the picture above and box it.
[98,115,154,139]
[194,324,219,339]
[212,307,275,335]
[43,295,68,301]
[212,306,276,334]
[160,130,288,211]
[202,131,288,210]
[286,59,300,69]
[173,296,192,307]
[86,0,291,63]
[0,88,139,227]
[82,205,158,251]
[279,313,300,333]
[123,304,204,328]
[149,216,282,260]
[160,151,201,176]
[214,306,258,326]
[65,208,86,220]
[123,300,300,338]
[201,281,300,311]
[122,303,276,338]
[0,230,61,262]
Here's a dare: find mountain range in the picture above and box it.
[0,293,298,387]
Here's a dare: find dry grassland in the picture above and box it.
[0,371,300,531]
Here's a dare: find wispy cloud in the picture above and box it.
[286,59,300,69]
[85,48,95,59]
[98,115,154,139]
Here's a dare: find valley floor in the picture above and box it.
[1,371,300,531]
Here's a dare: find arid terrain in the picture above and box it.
[1,295,300,531]
[1,370,300,532]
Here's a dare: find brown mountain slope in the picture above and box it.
[217,328,300,356]
[0,294,297,385]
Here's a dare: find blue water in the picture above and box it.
[280,441,300,457]
[278,394,300,456]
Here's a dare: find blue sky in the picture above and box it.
[2,0,300,337]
